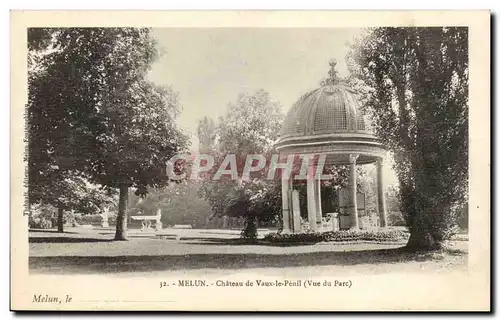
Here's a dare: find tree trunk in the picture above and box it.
[241,215,258,240]
[114,184,129,241]
[57,207,64,233]
[405,230,443,251]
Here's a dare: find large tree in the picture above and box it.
[348,27,468,250]
[216,90,283,154]
[28,28,115,232]
[199,90,284,238]
[28,28,188,240]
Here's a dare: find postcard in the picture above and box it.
[11,10,490,311]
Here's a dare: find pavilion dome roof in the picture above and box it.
[275,83,385,165]
[280,83,372,139]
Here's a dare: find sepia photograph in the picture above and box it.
[10,10,490,311]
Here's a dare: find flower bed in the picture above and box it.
[263,229,409,244]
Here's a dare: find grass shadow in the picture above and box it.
[175,237,259,245]
[29,237,113,244]
[180,237,409,247]
[183,238,318,246]
[29,247,466,275]
[29,229,79,234]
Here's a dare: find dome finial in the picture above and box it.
[321,59,340,86]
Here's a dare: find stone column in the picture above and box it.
[281,177,291,233]
[348,154,359,229]
[376,158,388,228]
[315,178,323,229]
[291,189,301,233]
[306,164,318,231]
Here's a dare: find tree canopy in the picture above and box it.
[28,28,189,239]
[198,90,284,238]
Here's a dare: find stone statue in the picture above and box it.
[101,207,109,228]
[155,208,163,231]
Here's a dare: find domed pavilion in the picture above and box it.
[275,83,388,233]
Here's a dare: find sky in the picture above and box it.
[147,28,364,140]
[146,28,398,185]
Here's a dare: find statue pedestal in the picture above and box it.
[339,215,351,230]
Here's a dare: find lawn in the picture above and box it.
[29,227,468,276]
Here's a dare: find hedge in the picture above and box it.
[263,229,409,244]
[75,214,117,226]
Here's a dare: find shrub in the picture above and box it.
[263,229,409,244]
[388,211,406,226]
[29,217,53,229]
[28,203,56,229]
[75,213,117,226]
[240,216,258,239]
